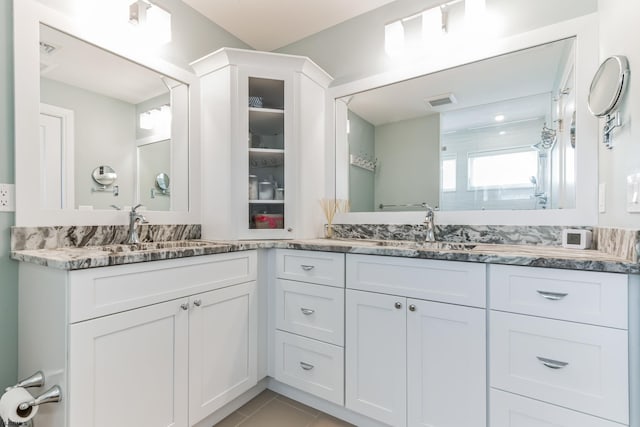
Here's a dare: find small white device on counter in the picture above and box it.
[562,229,592,249]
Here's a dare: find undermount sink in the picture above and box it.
[97,240,217,254]
[340,239,477,251]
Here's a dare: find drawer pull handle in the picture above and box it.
[536,356,569,369]
[300,265,315,271]
[536,290,568,301]
[300,362,314,371]
[300,308,315,315]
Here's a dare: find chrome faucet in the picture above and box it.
[423,204,436,242]
[127,204,148,244]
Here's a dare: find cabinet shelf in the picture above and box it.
[249,149,284,168]
[249,200,284,204]
[249,109,284,135]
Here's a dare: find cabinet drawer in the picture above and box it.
[276,250,345,287]
[490,265,628,328]
[346,254,486,307]
[490,389,624,427]
[274,331,344,405]
[69,251,257,323]
[490,311,628,424]
[275,279,344,345]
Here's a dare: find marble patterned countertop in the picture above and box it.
[11,238,640,274]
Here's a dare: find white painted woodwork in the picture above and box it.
[189,282,258,424]
[19,252,258,427]
[276,249,345,287]
[274,331,344,405]
[491,311,629,424]
[192,48,332,240]
[14,0,202,226]
[407,299,486,427]
[345,289,407,427]
[490,265,628,329]
[490,389,625,427]
[39,103,74,210]
[69,298,189,427]
[69,251,257,323]
[275,279,344,345]
[346,254,486,307]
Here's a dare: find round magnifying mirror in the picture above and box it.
[156,173,170,191]
[588,55,630,117]
[91,165,117,186]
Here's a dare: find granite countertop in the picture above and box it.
[11,238,640,274]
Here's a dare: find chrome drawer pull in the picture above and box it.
[300,308,315,315]
[300,265,315,271]
[536,356,569,369]
[300,362,314,371]
[536,290,568,301]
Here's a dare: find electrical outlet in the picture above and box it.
[0,183,16,212]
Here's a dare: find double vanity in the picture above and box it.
[11,227,640,427]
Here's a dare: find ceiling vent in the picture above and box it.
[425,92,457,108]
[39,41,58,55]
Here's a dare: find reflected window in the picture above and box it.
[468,148,537,189]
[441,156,457,192]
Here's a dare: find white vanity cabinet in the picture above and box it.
[272,249,345,405]
[489,265,638,427]
[345,254,487,427]
[191,49,333,240]
[18,251,258,427]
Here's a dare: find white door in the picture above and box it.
[69,298,189,427]
[189,282,258,424]
[345,290,407,427]
[407,299,486,427]
[39,103,74,209]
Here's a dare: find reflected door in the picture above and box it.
[39,103,74,210]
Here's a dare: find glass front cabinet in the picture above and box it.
[192,49,332,240]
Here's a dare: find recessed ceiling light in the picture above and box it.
[494,114,505,122]
[499,131,506,135]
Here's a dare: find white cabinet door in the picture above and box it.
[188,282,258,425]
[407,299,486,427]
[69,298,189,427]
[345,290,407,427]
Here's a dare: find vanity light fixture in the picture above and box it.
[129,0,172,45]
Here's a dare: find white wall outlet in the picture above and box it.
[0,183,15,212]
[598,183,606,213]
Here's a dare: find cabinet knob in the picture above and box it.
[287,228,293,232]
[394,302,402,309]
[193,299,202,307]
[180,303,189,311]
[409,304,416,312]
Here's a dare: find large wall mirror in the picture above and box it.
[14,0,200,226]
[332,15,598,225]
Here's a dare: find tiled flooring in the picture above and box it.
[214,390,355,427]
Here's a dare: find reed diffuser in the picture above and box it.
[320,198,350,238]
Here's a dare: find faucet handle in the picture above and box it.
[131,204,143,212]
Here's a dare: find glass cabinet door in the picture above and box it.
[247,77,286,231]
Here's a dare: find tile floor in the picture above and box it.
[214,389,355,427]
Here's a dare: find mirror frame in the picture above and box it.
[329,14,599,226]
[14,0,201,226]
